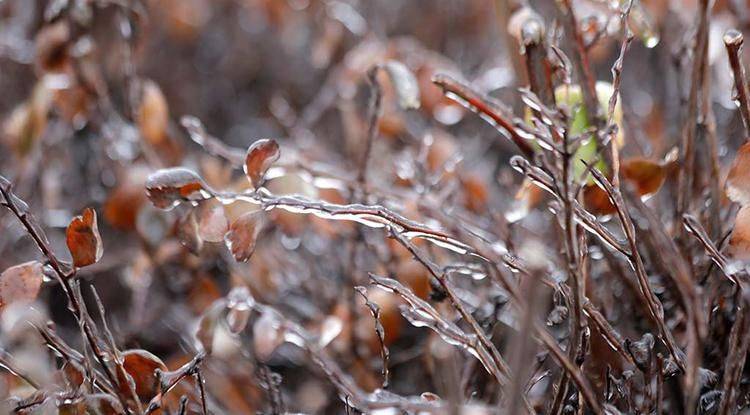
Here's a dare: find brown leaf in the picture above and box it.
[621,158,666,197]
[177,209,203,254]
[137,80,169,146]
[244,139,280,189]
[66,208,103,268]
[0,261,44,309]
[198,205,229,243]
[224,211,265,262]
[145,167,211,210]
[726,142,750,205]
[117,349,167,403]
[730,205,750,261]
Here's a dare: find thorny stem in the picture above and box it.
[724,29,750,138]
[0,176,137,414]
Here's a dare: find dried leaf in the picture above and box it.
[383,60,421,110]
[145,167,212,210]
[730,205,750,261]
[177,209,203,254]
[117,349,167,403]
[621,158,666,197]
[137,80,169,145]
[197,204,229,243]
[726,142,750,205]
[34,21,71,72]
[0,261,44,309]
[244,139,280,189]
[224,211,265,262]
[66,208,103,268]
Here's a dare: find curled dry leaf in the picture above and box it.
[116,349,167,403]
[726,142,750,205]
[0,261,44,309]
[730,205,750,261]
[198,204,229,243]
[145,167,212,210]
[383,60,421,110]
[244,138,281,189]
[66,208,103,268]
[137,80,169,146]
[224,211,266,262]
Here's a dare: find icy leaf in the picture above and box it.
[253,310,284,362]
[244,139,280,189]
[730,205,750,260]
[226,286,254,335]
[177,209,203,254]
[137,80,169,145]
[726,142,750,205]
[621,158,666,197]
[198,205,229,243]
[145,167,212,210]
[196,300,226,355]
[66,208,103,268]
[224,211,265,262]
[383,60,421,110]
[0,261,44,309]
[116,349,167,403]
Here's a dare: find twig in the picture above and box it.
[354,286,390,388]
[724,29,750,137]
[587,166,687,372]
[432,74,535,157]
[0,175,136,414]
[357,66,384,186]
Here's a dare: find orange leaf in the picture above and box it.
[730,205,750,261]
[621,158,666,197]
[244,139,280,189]
[66,208,103,268]
[117,349,167,404]
[0,261,44,309]
[726,142,750,205]
[145,167,211,210]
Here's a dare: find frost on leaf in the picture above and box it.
[244,139,280,189]
[145,167,211,210]
[66,208,103,268]
[0,261,44,309]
